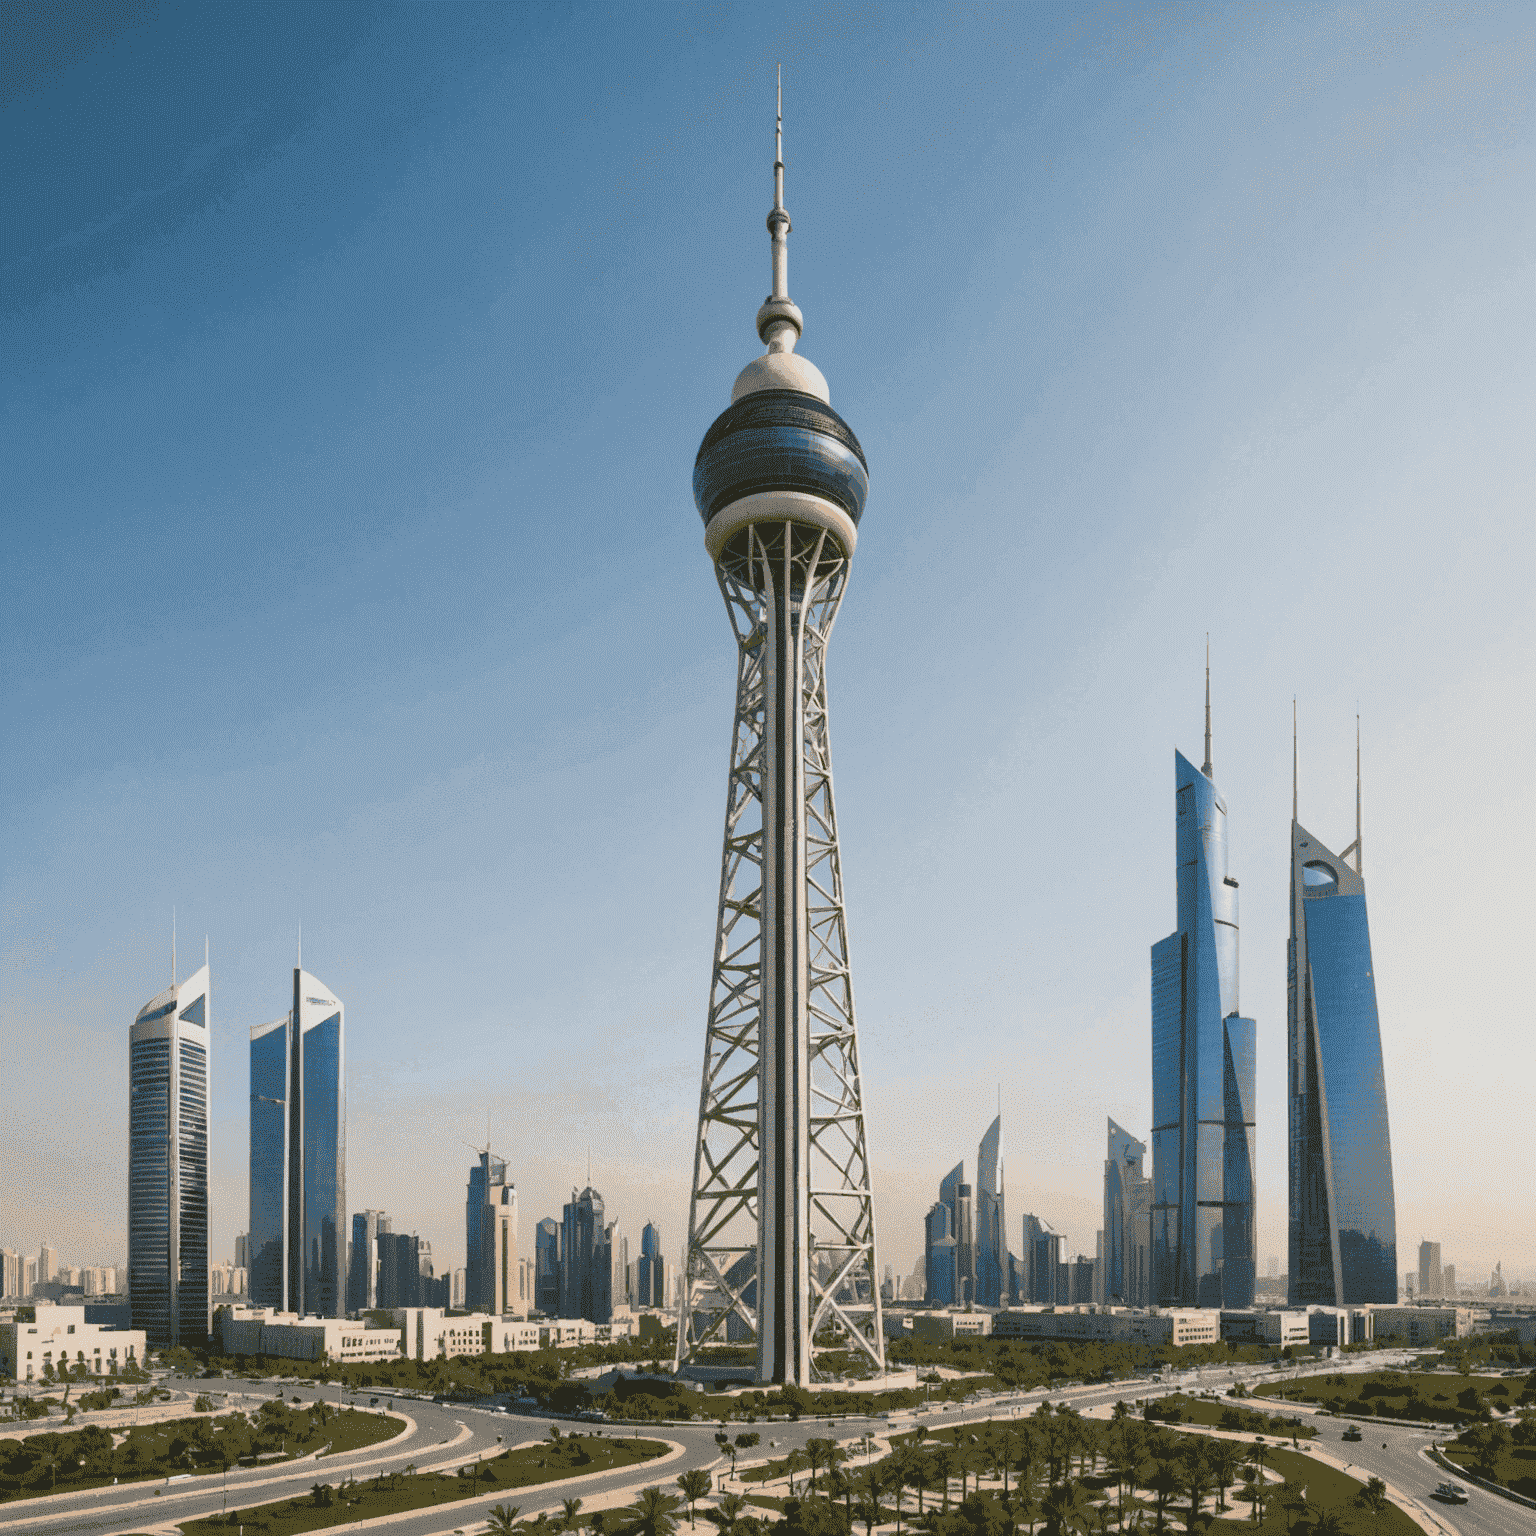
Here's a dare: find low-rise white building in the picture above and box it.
[990,1305,1219,1347]
[1362,1305,1471,1343]
[1219,1310,1312,1348]
[215,1306,403,1363]
[0,1304,146,1382]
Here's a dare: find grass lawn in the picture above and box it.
[1255,1371,1521,1426]
[1147,1395,1316,1441]
[316,1413,405,1456]
[1204,1447,1418,1536]
[178,1434,670,1536]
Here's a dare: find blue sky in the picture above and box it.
[4,1,1532,1291]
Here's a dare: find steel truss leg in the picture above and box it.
[677,519,885,1387]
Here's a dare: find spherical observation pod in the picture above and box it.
[694,389,868,576]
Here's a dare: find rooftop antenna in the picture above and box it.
[1292,699,1298,823]
[297,921,302,972]
[204,934,209,971]
[756,63,802,357]
[172,907,177,989]
[1202,635,1213,778]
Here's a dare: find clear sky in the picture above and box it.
[4,1,1532,1294]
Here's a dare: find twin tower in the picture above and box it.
[1149,684,1398,1311]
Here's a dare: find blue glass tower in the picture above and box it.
[1150,680,1256,1309]
[247,965,345,1316]
[1288,724,1397,1304]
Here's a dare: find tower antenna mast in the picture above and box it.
[1355,714,1363,875]
[1292,700,1298,822]
[1202,636,1212,778]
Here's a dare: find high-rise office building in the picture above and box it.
[1,1251,21,1300]
[1288,720,1397,1306]
[534,1218,560,1315]
[378,1231,433,1309]
[1442,1263,1456,1297]
[976,1116,1008,1306]
[638,1223,666,1308]
[937,1163,975,1304]
[1150,669,1257,1310]
[234,1233,249,1271]
[1103,1118,1152,1305]
[129,957,211,1347]
[561,1187,611,1323]
[247,965,346,1316]
[1418,1242,1443,1301]
[1020,1213,1062,1304]
[347,1210,390,1313]
[467,1150,517,1314]
[39,1244,58,1285]
[677,82,883,1386]
[925,1202,957,1305]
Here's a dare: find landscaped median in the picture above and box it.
[0,1404,404,1503]
[176,1431,672,1536]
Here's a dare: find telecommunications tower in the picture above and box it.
[677,77,884,1387]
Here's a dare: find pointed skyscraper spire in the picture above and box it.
[1201,636,1212,778]
[1355,714,1363,876]
[757,65,802,356]
[172,907,177,988]
[1292,699,1298,823]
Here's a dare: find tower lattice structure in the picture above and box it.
[677,80,884,1388]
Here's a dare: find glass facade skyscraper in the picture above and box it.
[1150,749,1256,1309]
[1288,820,1397,1304]
[246,967,345,1316]
[975,1116,1008,1306]
[129,962,210,1347]
[1103,1117,1152,1305]
[466,1150,509,1312]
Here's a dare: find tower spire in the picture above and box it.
[1355,714,1363,876]
[1202,635,1212,778]
[1292,699,1298,823]
[756,65,802,355]
[172,907,177,989]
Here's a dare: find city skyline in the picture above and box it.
[4,5,1532,1291]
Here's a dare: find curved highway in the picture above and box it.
[2,1359,1530,1536]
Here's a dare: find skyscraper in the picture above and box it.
[937,1162,975,1304]
[347,1210,389,1313]
[678,80,883,1387]
[467,1150,517,1314]
[129,956,211,1347]
[638,1223,666,1308]
[1288,719,1397,1306]
[1103,1118,1152,1305]
[561,1186,608,1323]
[924,1202,957,1305]
[247,964,346,1316]
[976,1116,1008,1306]
[1020,1214,1062,1304]
[534,1218,560,1315]
[1418,1242,1442,1301]
[1150,666,1256,1309]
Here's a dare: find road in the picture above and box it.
[1,1358,1531,1536]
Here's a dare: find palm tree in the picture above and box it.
[784,1450,808,1499]
[1041,1481,1089,1536]
[487,1505,523,1536]
[804,1438,836,1494]
[677,1469,712,1528]
[1313,1510,1345,1536]
[931,1444,959,1512]
[713,1492,748,1536]
[629,1486,684,1536]
[1208,1443,1243,1513]
[563,1497,585,1531]
[1179,1440,1212,1533]
[856,1464,886,1536]
[1354,1476,1389,1536]
[1145,1460,1182,1536]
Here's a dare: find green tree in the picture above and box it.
[1178,1440,1212,1533]
[713,1492,749,1536]
[1354,1475,1388,1536]
[1208,1442,1243,1513]
[678,1469,712,1528]
[486,1503,523,1536]
[1039,1482,1089,1536]
[564,1498,586,1531]
[628,1487,685,1536]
